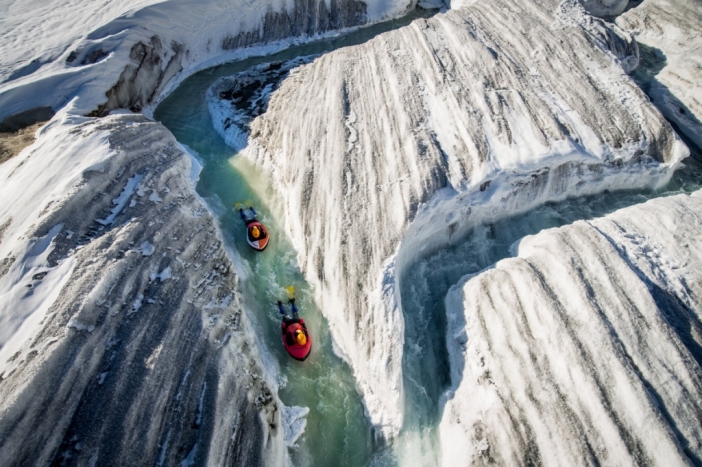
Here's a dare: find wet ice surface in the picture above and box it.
[442,189,702,465]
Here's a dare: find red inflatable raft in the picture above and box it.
[281,319,312,361]
[246,221,269,252]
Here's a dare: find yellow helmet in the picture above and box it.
[251,226,260,238]
[295,330,307,345]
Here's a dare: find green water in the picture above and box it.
[154,10,435,466]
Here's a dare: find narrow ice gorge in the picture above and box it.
[223,0,689,438]
[435,3,702,462]
[1,0,701,463]
[442,191,702,465]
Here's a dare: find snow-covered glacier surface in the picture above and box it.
[0,1,450,465]
[443,190,702,465]
[0,0,418,121]
[218,0,690,439]
[0,1,439,465]
[617,0,702,150]
[0,107,284,465]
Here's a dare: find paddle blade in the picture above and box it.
[234,200,253,210]
[285,286,295,299]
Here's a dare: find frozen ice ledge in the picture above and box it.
[205,0,695,441]
[0,111,285,466]
[443,190,702,465]
[617,0,702,150]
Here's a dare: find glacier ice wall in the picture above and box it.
[237,0,687,439]
[442,190,702,465]
[617,0,702,150]
[0,0,416,121]
[0,111,283,466]
[207,57,316,151]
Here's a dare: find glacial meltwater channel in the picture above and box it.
[154,7,702,465]
[154,10,435,467]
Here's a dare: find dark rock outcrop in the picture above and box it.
[222,0,368,50]
[91,37,184,116]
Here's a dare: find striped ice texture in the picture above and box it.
[443,191,702,465]
[617,0,702,150]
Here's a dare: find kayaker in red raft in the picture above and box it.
[277,298,312,361]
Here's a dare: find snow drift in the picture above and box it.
[224,0,689,439]
[442,190,702,465]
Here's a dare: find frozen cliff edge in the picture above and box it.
[235,0,689,440]
[0,107,285,466]
[442,190,702,465]
[0,0,419,122]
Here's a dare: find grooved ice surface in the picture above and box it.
[442,191,702,465]
[617,0,702,150]
[0,112,282,466]
[238,0,687,438]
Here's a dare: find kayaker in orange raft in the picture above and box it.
[238,205,269,252]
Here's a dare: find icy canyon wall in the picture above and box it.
[235,0,688,438]
[617,0,702,150]
[442,190,702,465]
[0,0,420,121]
[0,110,283,466]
